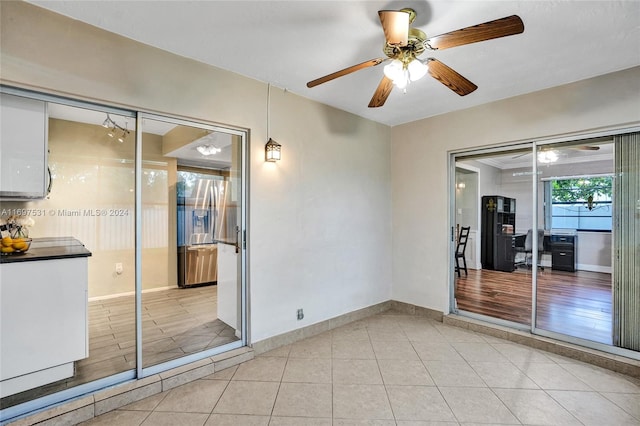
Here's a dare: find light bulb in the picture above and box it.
[196,144,221,156]
[408,59,428,81]
[537,150,559,163]
[383,59,403,81]
[394,69,409,89]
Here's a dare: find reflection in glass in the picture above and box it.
[0,103,136,409]
[454,147,534,326]
[535,139,614,344]
[141,119,241,368]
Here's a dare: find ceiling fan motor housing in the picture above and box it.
[383,27,428,63]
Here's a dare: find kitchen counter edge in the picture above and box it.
[0,237,92,264]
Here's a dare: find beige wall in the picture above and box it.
[6,1,635,341]
[392,66,640,312]
[0,2,392,343]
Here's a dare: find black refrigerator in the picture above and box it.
[481,195,516,272]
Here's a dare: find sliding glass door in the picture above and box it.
[139,115,246,372]
[451,131,640,358]
[453,145,534,328]
[0,98,137,412]
[0,87,248,421]
[534,139,614,345]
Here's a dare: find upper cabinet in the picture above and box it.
[0,93,48,199]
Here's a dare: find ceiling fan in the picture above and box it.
[307,8,524,107]
[512,145,601,160]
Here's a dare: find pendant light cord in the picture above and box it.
[267,83,271,140]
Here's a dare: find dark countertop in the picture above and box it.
[0,237,92,264]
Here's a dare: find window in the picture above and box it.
[544,176,613,231]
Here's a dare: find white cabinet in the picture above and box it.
[217,243,240,336]
[0,257,88,397]
[0,92,48,199]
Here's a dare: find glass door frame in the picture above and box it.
[448,142,535,332]
[0,86,250,422]
[0,85,139,423]
[135,112,248,378]
[448,129,640,361]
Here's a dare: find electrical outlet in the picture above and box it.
[297,308,304,320]
[115,263,123,275]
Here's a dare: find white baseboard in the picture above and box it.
[577,264,612,274]
[89,285,177,302]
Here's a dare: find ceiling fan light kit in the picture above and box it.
[307,8,524,108]
[383,57,429,91]
[196,144,222,156]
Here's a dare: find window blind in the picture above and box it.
[612,132,640,351]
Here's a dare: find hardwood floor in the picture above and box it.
[455,267,612,345]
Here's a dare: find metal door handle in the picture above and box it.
[235,226,240,253]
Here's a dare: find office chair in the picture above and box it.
[455,226,471,277]
[515,229,544,270]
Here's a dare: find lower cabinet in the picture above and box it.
[0,257,88,397]
[217,242,240,337]
[550,235,577,272]
[496,234,516,272]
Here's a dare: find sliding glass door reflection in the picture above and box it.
[0,102,136,409]
[534,139,614,344]
[454,147,534,327]
[140,117,242,368]
[453,138,616,345]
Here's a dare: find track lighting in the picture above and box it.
[118,124,129,143]
[102,114,130,142]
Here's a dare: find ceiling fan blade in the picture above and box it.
[512,152,530,159]
[428,15,524,50]
[307,58,385,88]
[427,59,477,96]
[378,10,410,47]
[368,76,394,108]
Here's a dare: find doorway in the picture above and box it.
[453,146,534,328]
[450,134,635,353]
[0,90,248,416]
[455,164,480,271]
[140,115,245,371]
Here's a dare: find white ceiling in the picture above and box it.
[473,140,614,170]
[28,1,640,127]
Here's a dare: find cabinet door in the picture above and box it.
[1,257,88,381]
[0,93,48,199]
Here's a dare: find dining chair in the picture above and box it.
[455,226,471,277]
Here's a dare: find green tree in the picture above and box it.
[551,177,612,203]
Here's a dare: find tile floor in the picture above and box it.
[83,285,239,375]
[80,312,640,425]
